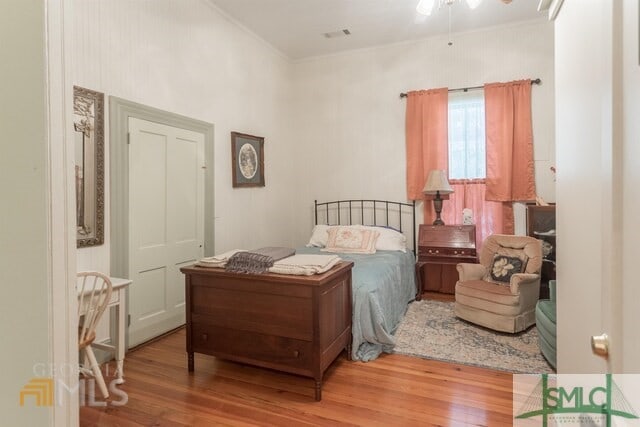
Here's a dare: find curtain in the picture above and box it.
[484,80,536,202]
[444,180,513,247]
[405,88,449,201]
[405,81,532,244]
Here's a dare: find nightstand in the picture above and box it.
[416,224,477,298]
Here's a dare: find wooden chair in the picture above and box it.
[78,272,113,398]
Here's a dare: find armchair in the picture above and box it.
[536,280,557,368]
[454,234,543,333]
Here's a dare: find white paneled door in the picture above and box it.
[128,118,205,347]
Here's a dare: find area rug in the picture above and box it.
[393,300,554,373]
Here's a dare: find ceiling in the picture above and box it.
[208,0,548,60]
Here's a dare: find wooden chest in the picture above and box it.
[417,224,477,295]
[180,261,353,401]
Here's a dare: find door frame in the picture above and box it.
[109,97,215,299]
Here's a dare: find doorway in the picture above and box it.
[110,97,214,346]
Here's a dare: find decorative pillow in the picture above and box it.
[322,226,380,254]
[486,254,526,284]
[306,224,330,247]
[355,225,407,252]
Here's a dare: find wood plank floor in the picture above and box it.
[81,294,516,426]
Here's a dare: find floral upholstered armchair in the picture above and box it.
[454,234,543,333]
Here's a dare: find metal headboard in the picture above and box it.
[314,199,417,254]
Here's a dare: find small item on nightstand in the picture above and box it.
[462,208,473,225]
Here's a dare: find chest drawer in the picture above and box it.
[192,322,313,373]
[419,247,476,257]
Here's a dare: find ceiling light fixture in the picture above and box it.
[415,0,483,16]
[415,0,487,46]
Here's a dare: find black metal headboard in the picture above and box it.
[314,199,417,254]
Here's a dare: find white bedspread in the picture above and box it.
[268,254,341,276]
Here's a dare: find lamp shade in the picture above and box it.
[423,170,454,195]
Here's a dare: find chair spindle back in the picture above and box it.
[77,272,113,348]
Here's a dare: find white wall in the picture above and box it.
[73,0,296,273]
[73,5,555,263]
[290,20,555,245]
[1,0,76,424]
[1,3,51,423]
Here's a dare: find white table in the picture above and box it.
[79,277,131,384]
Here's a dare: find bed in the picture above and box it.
[307,199,417,361]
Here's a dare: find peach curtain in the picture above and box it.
[443,180,514,248]
[484,80,536,202]
[405,88,449,202]
[405,84,523,244]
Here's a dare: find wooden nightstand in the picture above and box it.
[416,224,477,298]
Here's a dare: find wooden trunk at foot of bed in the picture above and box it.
[180,261,354,401]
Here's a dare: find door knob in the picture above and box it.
[591,333,609,357]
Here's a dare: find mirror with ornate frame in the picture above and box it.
[74,86,104,248]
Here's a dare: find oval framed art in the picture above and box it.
[231,132,265,188]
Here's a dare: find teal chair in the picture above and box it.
[535,280,557,369]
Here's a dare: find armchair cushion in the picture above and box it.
[456,280,521,308]
[486,254,527,284]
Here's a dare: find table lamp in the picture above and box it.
[423,170,454,225]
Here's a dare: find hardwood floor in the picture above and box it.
[80,317,515,426]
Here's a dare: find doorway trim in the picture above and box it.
[109,97,214,281]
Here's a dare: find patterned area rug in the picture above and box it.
[393,300,554,373]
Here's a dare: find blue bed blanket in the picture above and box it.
[296,247,416,361]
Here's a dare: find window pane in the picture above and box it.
[448,91,486,180]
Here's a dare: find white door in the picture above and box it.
[555,0,640,372]
[128,117,205,347]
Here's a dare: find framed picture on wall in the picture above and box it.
[231,132,265,188]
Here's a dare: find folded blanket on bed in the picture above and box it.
[196,249,245,268]
[268,254,341,276]
[225,247,296,274]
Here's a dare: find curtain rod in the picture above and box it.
[399,78,541,99]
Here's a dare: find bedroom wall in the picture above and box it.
[1,2,52,424]
[290,19,555,245]
[73,0,295,273]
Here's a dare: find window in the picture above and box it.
[447,90,486,180]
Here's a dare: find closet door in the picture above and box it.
[128,117,205,346]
